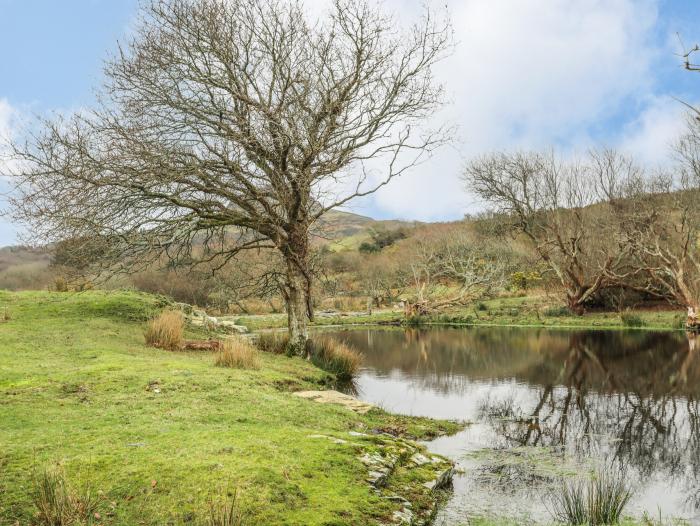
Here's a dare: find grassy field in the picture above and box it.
[233,294,687,332]
[0,290,458,526]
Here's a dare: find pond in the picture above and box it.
[324,327,700,525]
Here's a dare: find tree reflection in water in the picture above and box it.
[328,327,700,518]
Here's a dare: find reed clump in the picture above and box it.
[548,467,632,526]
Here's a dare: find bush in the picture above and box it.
[543,305,573,317]
[255,332,290,355]
[144,310,184,351]
[215,339,261,369]
[309,337,362,380]
[475,301,488,311]
[620,311,645,328]
[33,466,99,526]
[548,468,632,526]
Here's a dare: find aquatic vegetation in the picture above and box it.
[309,337,363,380]
[547,466,632,525]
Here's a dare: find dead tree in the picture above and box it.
[8,0,451,354]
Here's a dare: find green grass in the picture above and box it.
[234,295,686,333]
[0,290,458,525]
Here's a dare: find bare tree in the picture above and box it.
[405,228,509,315]
[8,0,451,353]
[614,118,700,327]
[464,151,638,314]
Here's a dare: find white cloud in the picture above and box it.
[338,0,665,220]
[0,98,20,246]
[618,95,690,166]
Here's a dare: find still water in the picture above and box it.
[325,327,700,525]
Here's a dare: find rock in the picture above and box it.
[293,390,376,414]
[217,320,248,334]
[409,453,431,466]
[391,507,414,524]
[307,434,348,445]
[422,466,454,492]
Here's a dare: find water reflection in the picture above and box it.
[325,327,700,522]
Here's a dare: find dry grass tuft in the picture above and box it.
[205,491,247,526]
[215,339,261,370]
[144,310,184,351]
[33,466,98,526]
[309,337,363,380]
[255,332,290,354]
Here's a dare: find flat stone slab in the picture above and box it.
[293,390,376,414]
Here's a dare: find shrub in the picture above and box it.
[215,339,261,369]
[309,337,362,380]
[205,492,247,526]
[475,301,488,311]
[144,310,184,351]
[620,311,645,328]
[53,276,69,292]
[543,305,573,317]
[548,468,632,526]
[33,466,99,526]
[255,332,290,355]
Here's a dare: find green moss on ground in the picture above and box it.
[0,290,456,525]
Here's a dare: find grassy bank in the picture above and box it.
[0,290,458,525]
[232,294,686,332]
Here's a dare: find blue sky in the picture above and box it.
[1,0,700,246]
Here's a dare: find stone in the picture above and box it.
[217,320,248,334]
[422,466,455,492]
[409,453,430,466]
[391,507,414,524]
[293,390,376,414]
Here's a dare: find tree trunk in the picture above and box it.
[284,257,311,356]
[687,305,700,331]
[566,290,586,316]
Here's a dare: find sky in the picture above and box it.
[1,0,699,246]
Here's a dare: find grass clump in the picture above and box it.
[215,338,261,370]
[255,332,290,354]
[548,468,632,525]
[543,305,573,317]
[33,466,98,526]
[144,310,184,350]
[620,310,646,328]
[309,337,362,380]
[204,492,247,526]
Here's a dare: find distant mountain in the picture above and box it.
[314,209,417,251]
